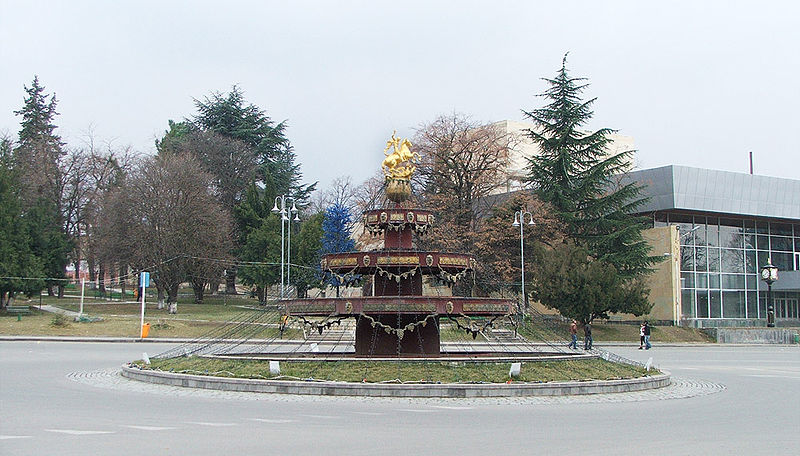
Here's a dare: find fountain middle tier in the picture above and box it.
[321,250,476,276]
[284,296,516,317]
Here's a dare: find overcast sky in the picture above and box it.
[2,0,798,192]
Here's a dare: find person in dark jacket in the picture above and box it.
[583,322,593,350]
[644,321,652,349]
[639,322,645,349]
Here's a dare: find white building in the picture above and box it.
[490,119,636,194]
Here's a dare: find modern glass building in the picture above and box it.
[626,165,800,327]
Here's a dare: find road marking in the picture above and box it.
[121,425,177,431]
[431,406,474,410]
[185,422,237,427]
[45,429,115,435]
[300,414,338,419]
[250,419,296,424]
[352,412,383,416]
[0,435,33,440]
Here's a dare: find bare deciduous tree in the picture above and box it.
[311,175,360,215]
[100,154,233,313]
[414,113,517,230]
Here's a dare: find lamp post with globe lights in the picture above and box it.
[272,195,300,298]
[760,258,778,327]
[512,209,535,311]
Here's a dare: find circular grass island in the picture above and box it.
[124,354,668,398]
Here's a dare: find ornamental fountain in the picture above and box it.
[284,132,516,356]
[131,132,662,398]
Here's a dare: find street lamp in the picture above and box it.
[760,258,778,327]
[272,195,300,298]
[512,209,535,311]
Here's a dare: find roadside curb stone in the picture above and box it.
[69,368,724,404]
[120,365,671,398]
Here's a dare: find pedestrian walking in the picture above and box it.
[583,321,593,350]
[568,319,578,349]
[639,322,645,349]
[644,321,652,349]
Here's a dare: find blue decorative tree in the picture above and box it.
[320,203,356,296]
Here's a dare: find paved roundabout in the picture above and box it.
[7,342,796,456]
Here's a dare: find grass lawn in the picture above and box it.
[138,356,654,384]
[3,293,713,344]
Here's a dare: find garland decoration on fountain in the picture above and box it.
[364,218,433,236]
[446,314,505,339]
[359,313,438,340]
[291,315,350,335]
[320,265,362,287]
[435,264,473,285]
[375,264,420,283]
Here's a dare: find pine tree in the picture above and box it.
[524,55,657,279]
[320,203,356,296]
[321,203,356,255]
[167,86,316,294]
[12,77,71,294]
[0,162,45,306]
[13,76,64,205]
[290,212,324,298]
[192,86,316,201]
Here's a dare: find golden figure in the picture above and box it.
[382,131,420,180]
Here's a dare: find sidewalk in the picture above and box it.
[37,305,81,318]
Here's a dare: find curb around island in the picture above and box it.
[120,365,671,398]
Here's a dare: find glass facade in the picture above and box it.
[655,213,800,320]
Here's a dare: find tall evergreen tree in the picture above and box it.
[0,161,45,307]
[290,212,324,298]
[167,86,316,295]
[524,55,657,279]
[12,77,70,294]
[13,76,65,206]
[192,86,316,201]
[236,184,282,303]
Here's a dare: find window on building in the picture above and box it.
[723,291,746,318]
[770,222,793,236]
[710,291,722,318]
[696,290,709,318]
[770,236,793,252]
[746,291,758,319]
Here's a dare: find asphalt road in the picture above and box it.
[1,342,798,456]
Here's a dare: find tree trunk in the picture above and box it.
[191,278,205,303]
[256,286,265,305]
[225,267,238,294]
[88,255,97,289]
[119,265,126,301]
[157,285,165,310]
[167,283,179,314]
[57,284,64,298]
[98,262,106,294]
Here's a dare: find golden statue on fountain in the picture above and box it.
[382,131,420,203]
